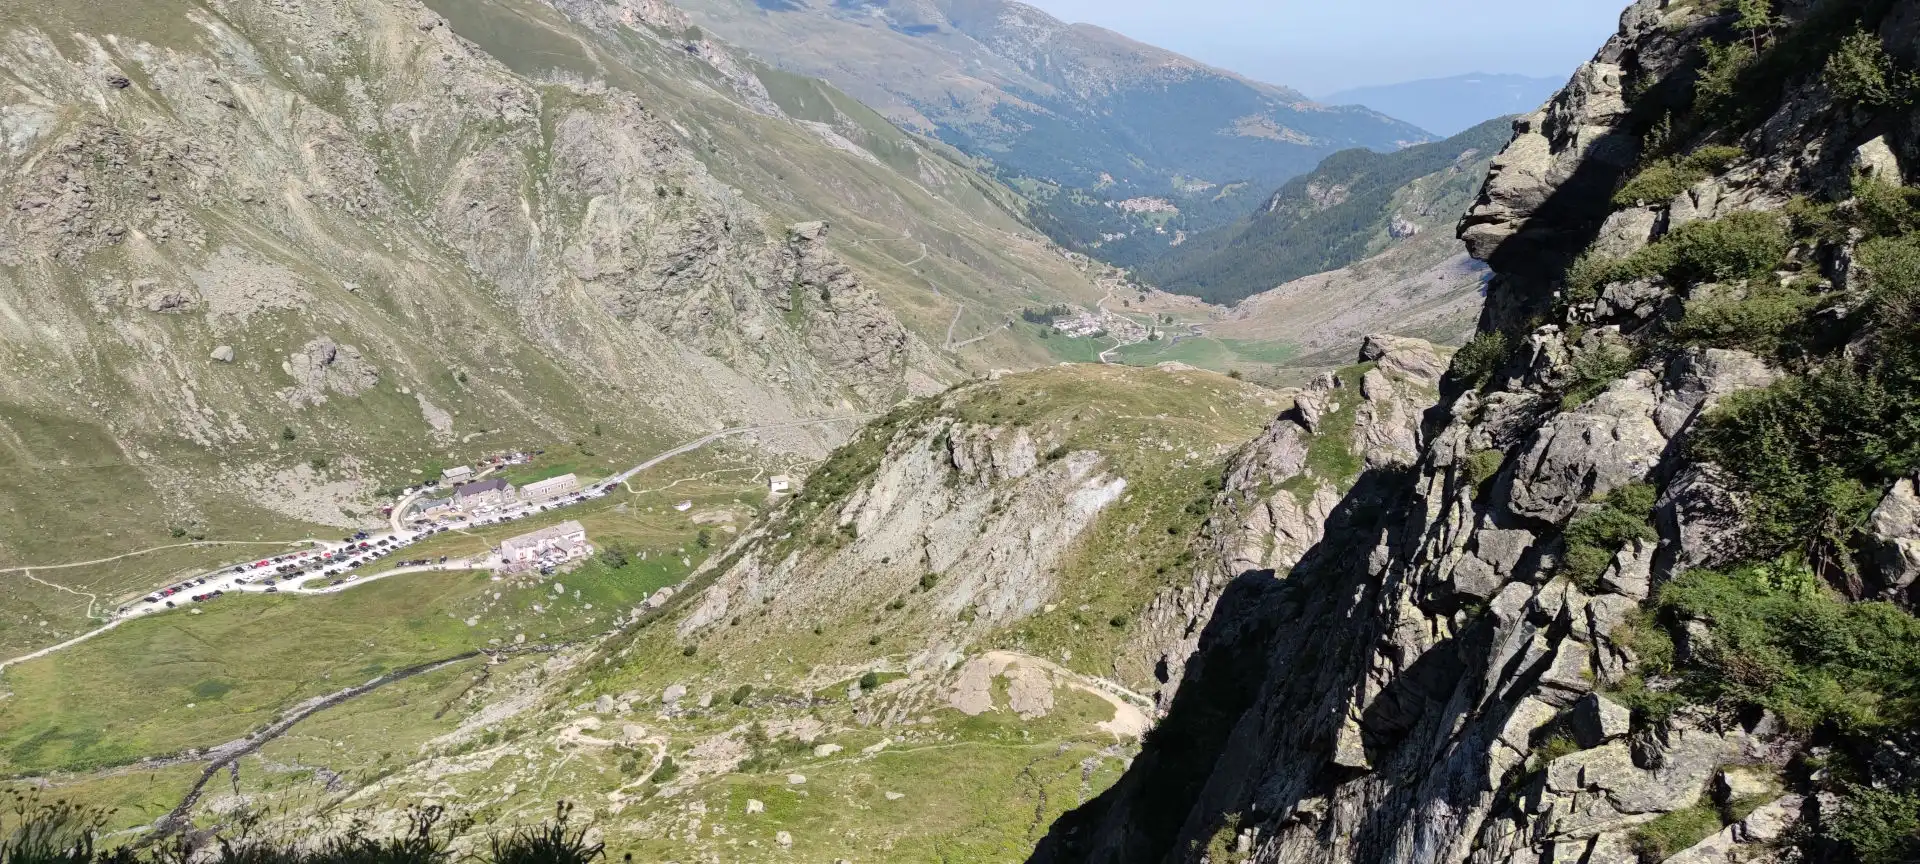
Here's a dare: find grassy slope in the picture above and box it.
[0,472,755,774]
[0,0,1113,660]
[423,0,1102,348]
[593,365,1278,695]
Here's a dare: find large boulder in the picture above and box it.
[1657,465,1750,574]
[1653,348,1779,439]
[1507,371,1664,524]
[1868,475,1920,601]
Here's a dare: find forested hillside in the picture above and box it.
[1141,117,1515,305]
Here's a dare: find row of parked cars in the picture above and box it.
[124,469,615,617]
[136,577,209,610]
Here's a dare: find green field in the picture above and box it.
[1031,325,1114,364]
[1112,335,1300,370]
[616,702,1130,862]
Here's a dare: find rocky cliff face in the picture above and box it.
[1130,335,1448,706]
[668,363,1280,691]
[1033,2,1920,863]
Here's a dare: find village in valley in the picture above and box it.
[105,440,808,633]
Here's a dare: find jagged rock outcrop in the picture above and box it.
[282,337,379,408]
[1869,475,1920,602]
[1128,334,1447,706]
[1032,2,1920,862]
[682,414,1125,651]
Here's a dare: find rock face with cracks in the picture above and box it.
[1029,1,1920,862]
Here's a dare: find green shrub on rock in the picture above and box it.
[1629,797,1726,863]
[1830,784,1920,864]
[1613,146,1746,207]
[1561,483,1657,590]
[1463,449,1506,502]
[1662,211,1792,286]
[1861,234,1920,321]
[1450,331,1510,388]
[1565,211,1790,307]
[1825,30,1914,109]
[1671,281,1819,354]
[1691,372,1893,559]
[1655,561,1920,732]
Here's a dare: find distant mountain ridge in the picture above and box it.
[671,0,1431,264]
[1323,72,1563,137]
[1138,117,1515,306]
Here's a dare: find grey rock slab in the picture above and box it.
[1598,276,1667,321]
[1508,372,1663,524]
[1546,725,1742,815]
[1599,538,1653,601]
[1655,349,1778,440]
[1571,693,1632,748]
[1659,465,1750,573]
[1869,476,1920,595]
[1474,528,1536,577]
[1590,207,1659,259]
[1854,136,1905,185]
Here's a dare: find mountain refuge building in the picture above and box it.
[497,520,590,572]
[454,478,515,515]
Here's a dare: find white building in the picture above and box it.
[1051,313,1107,338]
[441,465,475,484]
[769,475,794,495]
[521,473,581,503]
[498,520,590,572]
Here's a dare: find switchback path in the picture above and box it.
[18,571,102,621]
[846,232,997,352]
[948,320,1009,351]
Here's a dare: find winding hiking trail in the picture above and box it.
[18,571,103,621]
[0,539,315,575]
[849,232,1000,352]
[148,645,562,840]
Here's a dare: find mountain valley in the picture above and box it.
[667,0,1432,269]
[5,0,1920,863]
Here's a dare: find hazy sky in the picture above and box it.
[1018,0,1629,95]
